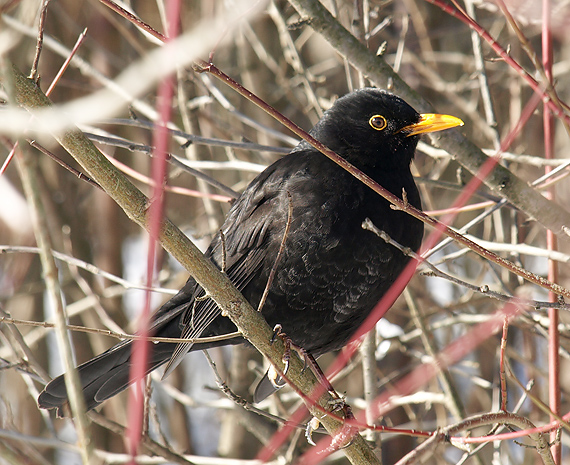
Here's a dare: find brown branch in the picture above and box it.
[285,0,570,240]
[197,61,570,299]
[97,0,166,42]
[7,62,380,465]
[28,139,102,190]
[29,0,51,82]
[0,315,241,345]
[396,412,555,465]
[500,318,509,412]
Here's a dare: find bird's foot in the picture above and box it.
[270,325,340,399]
[305,398,356,448]
[328,394,355,434]
[328,394,350,413]
[270,324,293,375]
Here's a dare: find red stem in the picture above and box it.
[257,73,547,464]
[500,318,509,412]
[425,0,570,127]
[542,0,561,462]
[126,1,180,461]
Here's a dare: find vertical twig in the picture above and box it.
[16,146,95,464]
[360,330,381,454]
[176,70,220,232]
[268,1,323,118]
[125,0,180,460]
[541,0,561,462]
[464,0,499,149]
[29,0,51,82]
[499,317,509,412]
[350,0,367,89]
[404,288,465,422]
[329,0,355,91]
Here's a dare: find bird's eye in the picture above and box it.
[369,115,387,131]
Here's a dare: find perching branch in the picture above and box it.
[7,62,380,465]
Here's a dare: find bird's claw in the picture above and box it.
[270,324,282,345]
[271,324,292,376]
[267,365,285,390]
[305,417,321,446]
[304,402,355,448]
[282,357,290,376]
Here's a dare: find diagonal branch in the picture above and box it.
[7,62,380,465]
[286,0,570,239]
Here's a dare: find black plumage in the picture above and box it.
[38,88,462,415]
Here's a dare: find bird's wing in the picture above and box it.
[162,160,292,376]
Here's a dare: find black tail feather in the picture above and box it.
[37,340,174,417]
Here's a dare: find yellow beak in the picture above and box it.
[399,113,464,137]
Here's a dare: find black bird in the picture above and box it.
[38,88,462,415]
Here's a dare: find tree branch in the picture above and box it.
[7,62,380,465]
[286,0,570,239]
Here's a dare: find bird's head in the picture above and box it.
[308,88,463,171]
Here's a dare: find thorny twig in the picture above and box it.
[361,219,570,310]
[196,61,570,300]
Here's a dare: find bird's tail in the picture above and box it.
[38,282,245,416]
[37,338,176,417]
[37,289,192,417]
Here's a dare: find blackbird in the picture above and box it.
[38,88,462,415]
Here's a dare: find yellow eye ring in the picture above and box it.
[369,115,387,130]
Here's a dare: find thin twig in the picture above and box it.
[27,139,102,189]
[97,0,166,42]
[45,28,87,96]
[197,61,570,300]
[397,411,555,465]
[418,141,570,167]
[105,154,233,202]
[202,350,307,430]
[504,359,570,435]
[404,288,465,421]
[499,317,509,412]
[0,315,241,345]
[29,0,51,82]
[361,219,570,310]
[0,244,177,293]
[257,191,293,312]
[465,0,500,149]
[360,329,381,449]
[16,144,94,463]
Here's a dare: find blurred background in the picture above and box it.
[1,0,570,463]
